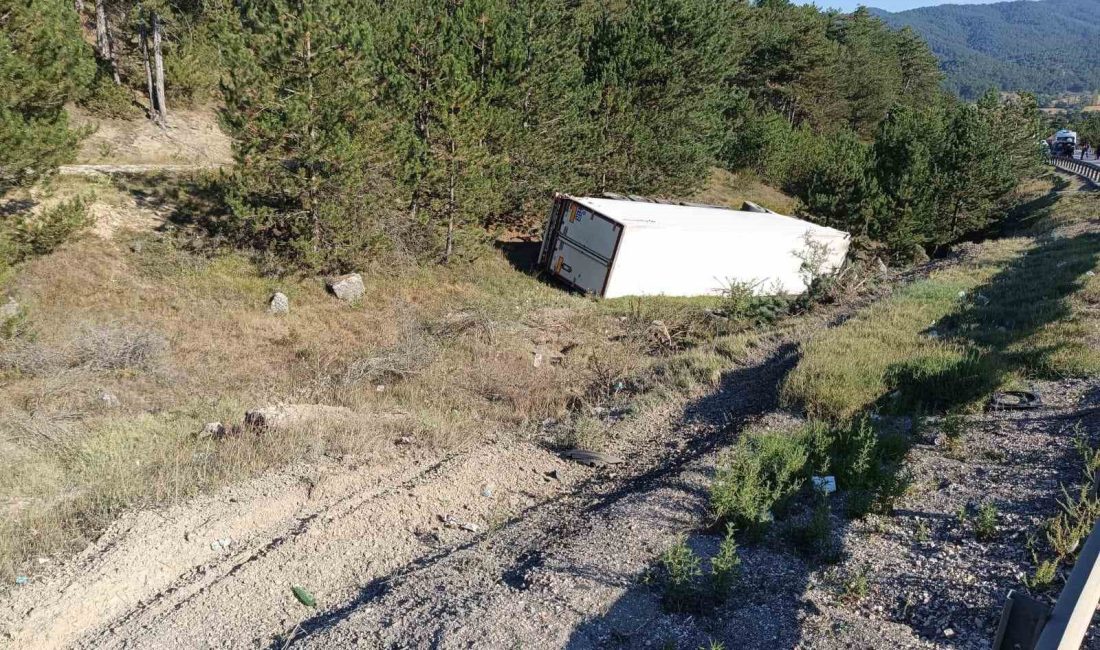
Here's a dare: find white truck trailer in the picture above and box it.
[537,193,850,299]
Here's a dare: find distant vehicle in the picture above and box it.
[1052,129,1078,157]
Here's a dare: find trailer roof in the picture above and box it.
[568,196,849,240]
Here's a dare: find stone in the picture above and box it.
[268,292,289,315]
[100,392,120,408]
[244,403,355,432]
[202,422,227,438]
[325,273,365,301]
[0,297,20,322]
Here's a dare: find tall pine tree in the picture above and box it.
[0,0,94,192]
[220,0,391,272]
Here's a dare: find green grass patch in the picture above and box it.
[783,229,1100,419]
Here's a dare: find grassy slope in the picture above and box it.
[0,170,793,581]
[783,184,1100,421]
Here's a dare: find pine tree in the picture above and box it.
[377,0,526,262]
[0,0,95,192]
[220,0,390,272]
[578,0,734,196]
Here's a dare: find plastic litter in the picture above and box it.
[812,476,837,495]
[291,585,316,607]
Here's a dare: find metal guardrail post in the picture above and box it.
[1034,518,1100,650]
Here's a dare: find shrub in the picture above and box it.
[975,502,999,541]
[660,537,702,613]
[79,68,139,119]
[711,430,809,536]
[709,524,742,597]
[71,323,167,372]
[1,198,92,267]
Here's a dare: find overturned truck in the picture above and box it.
[537,193,850,298]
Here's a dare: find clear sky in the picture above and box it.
[801,0,1010,13]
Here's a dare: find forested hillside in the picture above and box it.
[872,0,1100,99]
[3,0,1041,274]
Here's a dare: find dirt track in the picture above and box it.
[0,321,807,649]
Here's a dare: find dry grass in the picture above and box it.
[691,168,800,215]
[0,175,787,582]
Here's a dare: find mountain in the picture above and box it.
[870,0,1100,99]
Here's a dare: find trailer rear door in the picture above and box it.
[558,203,621,260]
[549,238,611,295]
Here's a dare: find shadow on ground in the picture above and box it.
[883,231,1100,414]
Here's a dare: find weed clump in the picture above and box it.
[711,430,808,537]
[657,526,742,614]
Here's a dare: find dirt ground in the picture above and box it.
[67,107,231,168]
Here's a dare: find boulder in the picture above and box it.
[244,403,355,432]
[325,273,365,301]
[268,292,289,315]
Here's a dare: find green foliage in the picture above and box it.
[0,198,92,268]
[711,430,808,536]
[660,537,702,613]
[709,524,742,596]
[974,501,999,541]
[0,0,95,192]
[219,0,394,273]
[80,66,139,119]
[874,0,1100,99]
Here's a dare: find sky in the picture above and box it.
[801,0,1010,13]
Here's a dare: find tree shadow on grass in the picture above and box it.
[879,232,1100,415]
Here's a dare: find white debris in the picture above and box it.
[812,475,837,495]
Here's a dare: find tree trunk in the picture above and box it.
[141,23,157,122]
[152,12,168,125]
[94,0,120,84]
[444,138,456,264]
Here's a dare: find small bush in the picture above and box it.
[71,323,167,372]
[975,502,999,541]
[1026,557,1058,591]
[79,69,138,119]
[1,198,92,267]
[840,564,870,604]
[711,430,809,537]
[709,524,742,597]
[789,494,833,559]
[660,537,702,613]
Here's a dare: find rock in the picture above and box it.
[545,469,560,481]
[268,292,289,315]
[481,484,495,498]
[0,297,20,322]
[325,273,365,301]
[210,537,233,552]
[100,392,120,408]
[439,514,479,533]
[244,403,355,432]
[201,422,227,438]
[395,435,415,445]
[561,449,624,468]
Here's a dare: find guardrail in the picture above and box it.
[994,515,1100,649]
[1052,156,1100,186]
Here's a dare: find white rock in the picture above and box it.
[0,297,20,322]
[244,403,355,431]
[100,392,120,408]
[326,273,365,301]
[268,292,289,315]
